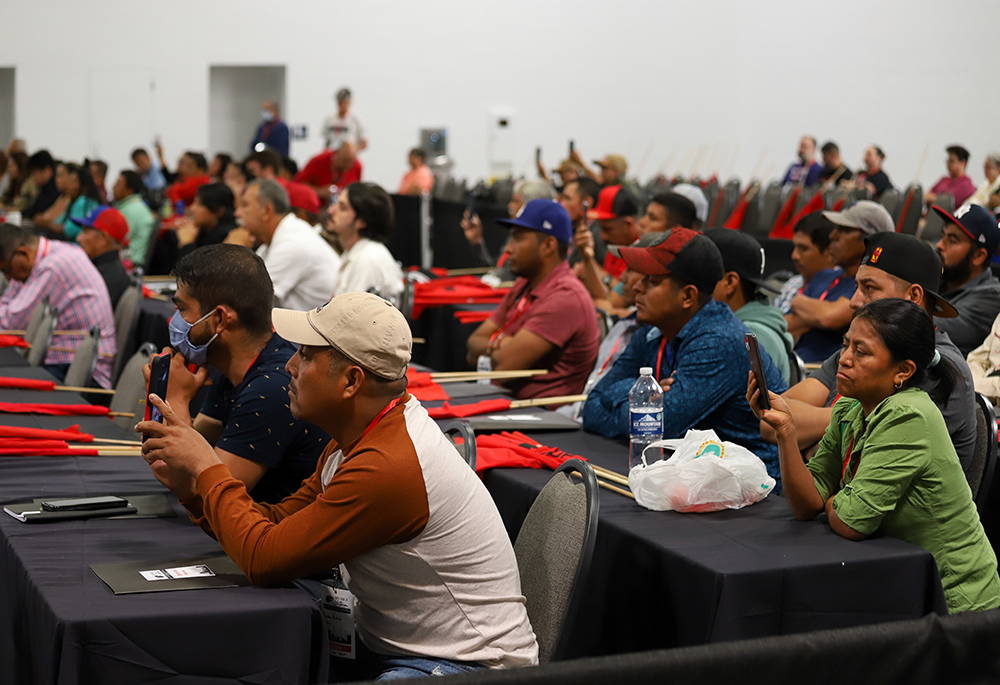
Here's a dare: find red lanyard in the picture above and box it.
[655,337,667,378]
[818,275,842,302]
[489,293,531,345]
[597,336,625,376]
[840,435,857,483]
[359,396,405,442]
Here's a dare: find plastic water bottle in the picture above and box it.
[629,367,663,470]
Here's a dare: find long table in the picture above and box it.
[422,389,949,658]
[0,367,325,684]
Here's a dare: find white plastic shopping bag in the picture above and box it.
[627,429,775,512]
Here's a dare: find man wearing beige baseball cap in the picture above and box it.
[138,292,538,678]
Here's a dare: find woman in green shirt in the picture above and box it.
[749,298,1000,613]
[32,162,101,239]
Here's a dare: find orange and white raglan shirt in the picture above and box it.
[181,394,539,669]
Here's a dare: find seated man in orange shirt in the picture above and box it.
[398,148,435,195]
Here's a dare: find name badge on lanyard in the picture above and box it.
[319,565,356,660]
[477,354,493,384]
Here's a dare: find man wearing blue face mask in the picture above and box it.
[250,100,290,157]
[150,244,329,503]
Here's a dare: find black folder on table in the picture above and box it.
[464,409,582,432]
[91,555,249,595]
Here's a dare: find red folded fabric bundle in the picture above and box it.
[781,191,825,236]
[0,402,110,416]
[409,383,449,401]
[0,439,69,450]
[454,310,493,324]
[769,188,800,239]
[473,432,585,475]
[0,424,93,441]
[426,399,512,419]
[0,335,29,349]
[723,196,750,229]
[405,370,435,387]
[0,447,100,456]
[0,377,57,391]
[411,276,510,318]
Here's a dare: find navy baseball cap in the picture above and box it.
[931,203,1000,259]
[497,199,573,244]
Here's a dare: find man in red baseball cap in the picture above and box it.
[575,184,640,304]
[74,205,131,308]
[581,228,788,482]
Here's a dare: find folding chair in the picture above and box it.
[441,420,477,471]
[109,343,157,430]
[62,327,101,389]
[514,459,599,663]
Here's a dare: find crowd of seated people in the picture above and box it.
[3,124,1000,680]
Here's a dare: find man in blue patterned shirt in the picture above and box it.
[582,229,787,479]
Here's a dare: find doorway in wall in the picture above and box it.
[209,66,285,160]
[0,68,15,148]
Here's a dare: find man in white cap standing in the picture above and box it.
[138,292,538,679]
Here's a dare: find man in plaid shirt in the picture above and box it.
[0,224,116,387]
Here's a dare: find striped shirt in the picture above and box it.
[0,238,116,387]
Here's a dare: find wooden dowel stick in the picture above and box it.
[429,370,546,380]
[571,471,635,500]
[445,267,493,276]
[56,386,116,395]
[109,411,134,418]
[509,394,588,408]
[411,338,426,344]
[591,465,630,487]
[49,347,115,358]
[91,437,142,446]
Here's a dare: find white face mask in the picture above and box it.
[261,110,274,122]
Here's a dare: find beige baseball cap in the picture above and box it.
[272,292,411,380]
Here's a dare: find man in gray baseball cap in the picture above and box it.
[788,201,895,362]
[138,292,538,678]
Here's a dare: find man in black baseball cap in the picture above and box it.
[763,231,977,472]
[706,229,794,383]
[582,228,788,482]
[932,203,1000,357]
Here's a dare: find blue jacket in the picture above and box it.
[251,120,290,157]
[581,300,787,479]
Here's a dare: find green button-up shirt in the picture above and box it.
[114,194,156,266]
[809,387,1000,613]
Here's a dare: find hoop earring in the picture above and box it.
[894,381,902,390]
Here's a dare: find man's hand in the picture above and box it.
[137,394,222,483]
[148,459,198,500]
[659,371,676,393]
[573,224,595,262]
[461,209,484,245]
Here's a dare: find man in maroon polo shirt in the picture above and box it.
[466,199,599,399]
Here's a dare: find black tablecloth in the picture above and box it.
[462,412,949,657]
[0,346,29,367]
[0,374,326,685]
[411,303,493,372]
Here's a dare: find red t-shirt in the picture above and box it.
[166,174,211,207]
[487,261,599,400]
[295,150,363,189]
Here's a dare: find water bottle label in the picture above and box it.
[630,409,663,437]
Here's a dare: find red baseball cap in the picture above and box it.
[75,206,129,245]
[280,179,321,215]
[587,185,639,220]
[610,227,724,293]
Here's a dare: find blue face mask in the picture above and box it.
[168,309,218,366]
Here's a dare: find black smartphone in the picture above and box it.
[41,495,129,511]
[535,146,541,164]
[569,140,575,155]
[143,350,172,441]
[745,333,771,410]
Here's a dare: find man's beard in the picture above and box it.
[941,248,974,288]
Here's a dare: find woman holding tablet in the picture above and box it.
[749,298,1000,613]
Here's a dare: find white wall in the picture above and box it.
[1,0,997,191]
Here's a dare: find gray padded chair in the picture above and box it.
[19,296,49,358]
[26,304,57,367]
[711,178,741,228]
[787,350,807,386]
[595,307,614,341]
[878,188,901,220]
[441,420,477,471]
[921,192,954,243]
[969,394,998,515]
[749,182,782,238]
[109,343,157,430]
[62,327,100,389]
[111,281,143,386]
[514,459,599,663]
[896,184,924,235]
